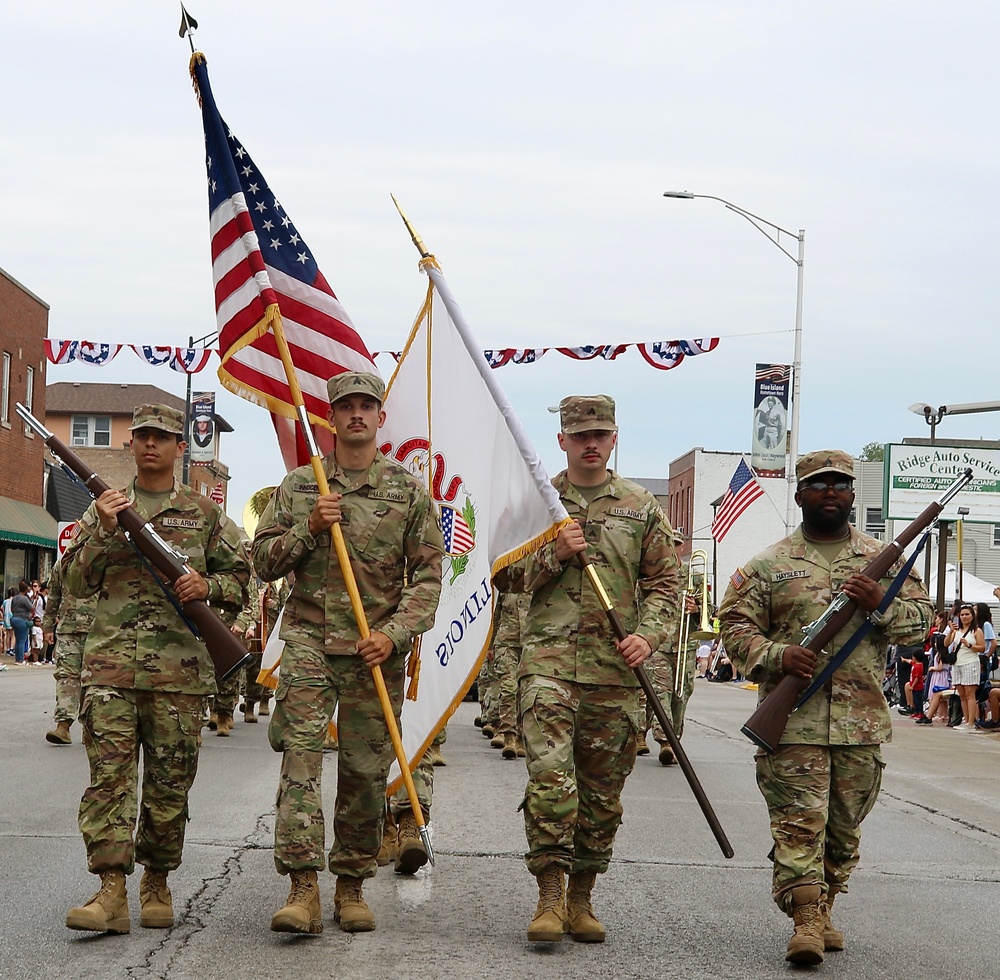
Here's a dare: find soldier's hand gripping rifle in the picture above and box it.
[741,468,973,753]
[16,402,253,682]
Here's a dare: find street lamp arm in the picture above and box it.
[663,191,800,262]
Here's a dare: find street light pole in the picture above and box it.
[663,191,804,533]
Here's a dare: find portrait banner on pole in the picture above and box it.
[751,363,790,477]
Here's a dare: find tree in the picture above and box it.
[858,441,884,462]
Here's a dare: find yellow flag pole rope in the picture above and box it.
[267,305,434,864]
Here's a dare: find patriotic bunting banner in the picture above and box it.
[44,337,720,375]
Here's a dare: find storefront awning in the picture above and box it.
[0,497,57,548]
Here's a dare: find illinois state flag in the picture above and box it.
[379,259,567,790]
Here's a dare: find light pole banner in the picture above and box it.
[751,363,790,477]
[190,391,216,463]
[884,443,1000,522]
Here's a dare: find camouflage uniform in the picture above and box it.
[477,646,501,732]
[495,470,679,875]
[42,560,97,725]
[718,525,932,912]
[62,473,250,875]
[235,578,288,705]
[495,592,530,738]
[251,450,443,879]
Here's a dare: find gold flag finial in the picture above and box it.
[390,194,432,259]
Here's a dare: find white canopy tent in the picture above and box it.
[926,563,999,606]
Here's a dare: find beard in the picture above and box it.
[803,500,851,534]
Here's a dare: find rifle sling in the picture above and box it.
[793,528,931,711]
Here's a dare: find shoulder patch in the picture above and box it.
[369,488,407,503]
[161,517,204,530]
[293,483,320,493]
[610,507,645,520]
[772,569,810,582]
[730,565,756,591]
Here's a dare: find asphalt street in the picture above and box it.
[2,664,999,980]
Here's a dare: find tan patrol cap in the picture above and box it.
[558,394,618,434]
[796,449,855,484]
[326,371,385,405]
[129,404,185,436]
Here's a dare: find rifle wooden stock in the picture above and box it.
[578,554,734,859]
[741,470,973,753]
[36,423,252,683]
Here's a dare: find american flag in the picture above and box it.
[712,459,765,542]
[209,483,226,505]
[190,55,374,465]
[440,504,475,556]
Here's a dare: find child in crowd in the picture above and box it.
[918,636,953,725]
[28,617,44,665]
[902,649,927,719]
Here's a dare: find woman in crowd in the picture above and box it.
[944,603,985,731]
[9,581,34,665]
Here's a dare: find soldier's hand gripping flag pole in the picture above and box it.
[186,40,434,862]
[391,198,733,860]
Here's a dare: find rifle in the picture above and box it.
[741,468,973,752]
[16,402,253,683]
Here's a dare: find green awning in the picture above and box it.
[0,496,57,548]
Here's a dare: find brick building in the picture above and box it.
[44,382,234,504]
[0,266,56,592]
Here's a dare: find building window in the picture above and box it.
[1,352,10,425]
[70,414,112,447]
[848,507,857,525]
[993,525,1000,549]
[23,366,34,437]
[866,507,885,537]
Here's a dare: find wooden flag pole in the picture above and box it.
[267,307,435,864]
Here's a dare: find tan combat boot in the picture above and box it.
[376,815,398,867]
[270,870,322,934]
[206,710,219,731]
[566,871,606,942]
[481,721,497,739]
[527,866,567,943]
[243,702,258,724]
[46,720,72,744]
[138,869,174,928]
[66,870,130,933]
[258,697,271,716]
[394,810,429,875]
[656,740,676,766]
[216,710,234,737]
[501,732,518,759]
[635,731,650,755]
[490,731,506,749]
[425,744,446,767]
[514,736,526,758]
[821,886,845,951]
[785,884,825,965]
[334,876,375,932]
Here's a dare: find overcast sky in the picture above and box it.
[6,2,998,520]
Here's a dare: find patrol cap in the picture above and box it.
[557,394,618,434]
[129,404,185,436]
[796,449,855,484]
[326,371,385,406]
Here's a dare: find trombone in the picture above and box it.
[675,549,718,693]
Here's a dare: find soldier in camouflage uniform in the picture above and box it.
[42,558,98,745]
[718,450,932,965]
[252,371,443,935]
[495,395,679,944]
[477,643,502,740]
[233,576,288,722]
[61,404,250,935]
[641,582,698,765]
[494,591,530,759]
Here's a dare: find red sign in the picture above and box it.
[57,522,78,557]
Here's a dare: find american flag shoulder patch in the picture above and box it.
[730,565,755,591]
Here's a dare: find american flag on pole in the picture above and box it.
[712,459,765,542]
[189,54,375,467]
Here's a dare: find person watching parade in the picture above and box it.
[718,450,932,965]
[251,371,443,935]
[62,404,251,935]
[494,394,679,944]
